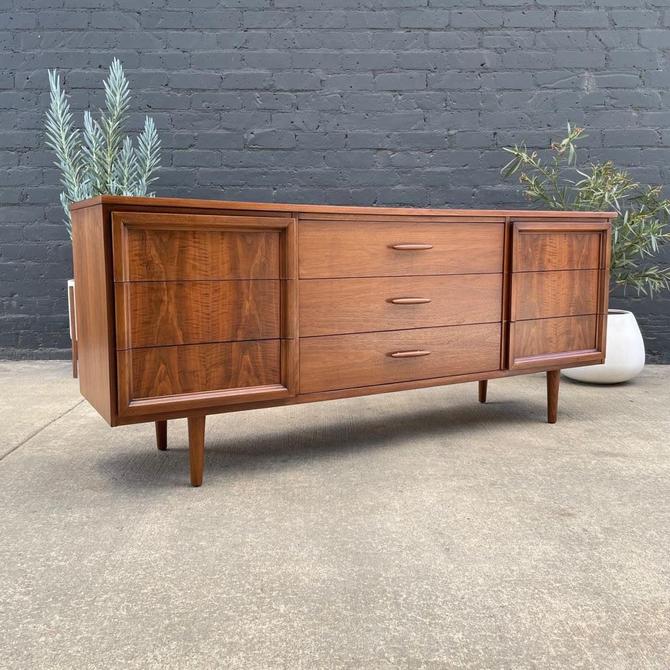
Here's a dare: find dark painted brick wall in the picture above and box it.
[2,0,670,361]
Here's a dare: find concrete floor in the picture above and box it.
[0,361,668,670]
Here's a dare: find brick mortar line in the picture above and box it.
[0,399,85,463]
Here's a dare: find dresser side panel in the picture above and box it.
[71,204,117,425]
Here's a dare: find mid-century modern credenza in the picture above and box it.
[71,196,614,486]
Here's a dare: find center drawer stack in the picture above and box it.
[297,215,505,393]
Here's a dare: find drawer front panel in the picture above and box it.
[120,340,281,401]
[299,221,504,278]
[512,222,609,272]
[300,323,501,393]
[511,270,600,321]
[509,315,602,370]
[116,280,281,349]
[300,274,502,336]
[113,212,286,281]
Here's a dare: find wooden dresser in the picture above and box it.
[71,196,614,486]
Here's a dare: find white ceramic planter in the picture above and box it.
[562,309,645,384]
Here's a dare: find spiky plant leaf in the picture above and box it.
[134,116,161,195]
[45,61,161,238]
[82,110,107,194]
[99,58,131,190]
[114,136,139,195]
[45,70,87,231]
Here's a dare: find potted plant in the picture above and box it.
[502,125,670,383]
[45,59,161,375]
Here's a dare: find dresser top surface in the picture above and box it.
[72,195,616,220]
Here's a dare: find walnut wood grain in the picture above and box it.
[155,420,167,451]
[500,216,513,371]
[188,415,205,487]
[511,270,600,321]
[595,225,613,357]
[112,212,287,281]
[110,210,298,421]
[116,363,595,426]
[300,323,501,393]
[478,380,488,403]
[508,221,610,371]
[73,194,615,220]
[299,221,504,278]
[512,222,609,272]
[547,370,560,424]
[68,197,617,488]
[300,213,507,223]
[71,203,116,424]
[509,315,601,370]
[115,280,281,349]
[121,340,281,402]
[299,274,502,336]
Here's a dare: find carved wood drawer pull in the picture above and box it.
[389,297,432,305]
[389,350,431,358]
[390,243,433,250]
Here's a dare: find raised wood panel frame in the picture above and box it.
[510,221,608,272]
[112,211,288,281]
[508,220,611,370]
[112,211,298,418]
[509,316,603,370]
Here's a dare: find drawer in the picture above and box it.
[300,323,501,393]
[299,221,504,278]
[509,315,603,370]
[299,274,502,336]
[511,270,601,321]
[113,211,289,281]
[115,280,281,349]
[512,221,610,272]
[119,340,281,403]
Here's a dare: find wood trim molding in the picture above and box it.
[72,194,616,220]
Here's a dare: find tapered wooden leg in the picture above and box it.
[68,282,78,379]
[547,370,560,424]
[155,420,167,451]
[188,415,206,487]
[71,336,78,379]
[478,380,488,403]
